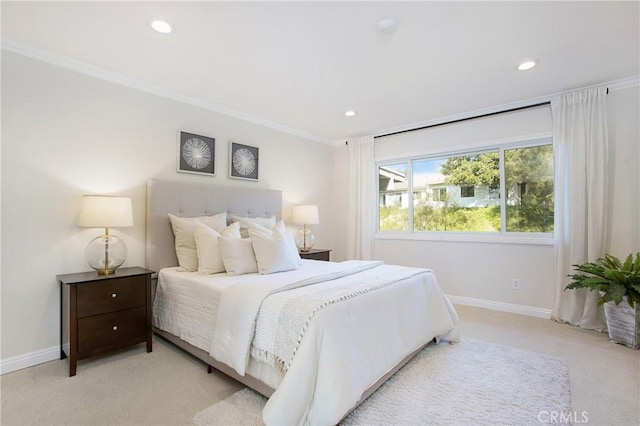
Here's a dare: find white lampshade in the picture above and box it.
[79,195,133,275]
[291,205,319,225]
[79,196,133,228]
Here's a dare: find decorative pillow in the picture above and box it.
[274,221,303,266]
[195,222,241,274]
[168,212,228,272]
[218,236,258,276]
[249,227,300,274]
[231,215,277,238]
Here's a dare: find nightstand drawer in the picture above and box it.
[77,307,147,356]
[76,276,145,318]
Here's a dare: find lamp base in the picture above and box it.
[295,228,316,253]
[85,234,127,275]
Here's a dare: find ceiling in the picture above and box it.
[2,1,638,144]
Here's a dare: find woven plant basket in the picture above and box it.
[603,298,640,349]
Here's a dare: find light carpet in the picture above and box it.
[193,338,571,426]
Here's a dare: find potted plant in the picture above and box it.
[566,253,640,349]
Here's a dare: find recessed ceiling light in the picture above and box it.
[377,18,397,33]
[151,20,173,34]
[517,60,538,71]
[345,110,356,117]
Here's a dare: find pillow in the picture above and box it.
[195,222,241,274]
[249,227,300,274]
[231,215,277,238]
[218,236,258,276]
[168,212,228,272]
[274,221,303,266]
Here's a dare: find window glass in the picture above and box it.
[412,153,501,232]
[378,163,409,231]
[505,145,554,232]
[377,140,553,236]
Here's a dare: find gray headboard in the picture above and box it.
[145,179,282,274]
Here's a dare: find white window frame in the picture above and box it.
[375,135,553,245]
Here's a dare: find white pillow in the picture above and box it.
[249,227,300,274]
[195,222,241,274]
[218,236,258,276]
[231,215,277,238]
[275,221,303,266]
[168,212,228,272]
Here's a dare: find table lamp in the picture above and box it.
[79,195,133,275]
[292,205,319,253]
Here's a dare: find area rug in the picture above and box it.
[193,338,571,425]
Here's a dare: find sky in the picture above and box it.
[384,158,445,177]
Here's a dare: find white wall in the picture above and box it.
[0,51,335,365]
[332,85,639,314]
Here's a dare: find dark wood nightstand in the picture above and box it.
[299,249,332,261]
[58,266,154,376]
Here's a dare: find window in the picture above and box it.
[377,140,553,237]
[461,185,475,198]
[432,188,446,201]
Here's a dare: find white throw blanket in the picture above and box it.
[210,260,383,375]
[250,264,428,374]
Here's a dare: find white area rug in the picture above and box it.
[193,338,571,426]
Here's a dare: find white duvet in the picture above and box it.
[154,260,459,425]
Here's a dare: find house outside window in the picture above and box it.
[377,139,553,237]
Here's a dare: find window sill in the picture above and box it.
[375,232,553,246]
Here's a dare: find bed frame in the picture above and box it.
[145,179,431,411]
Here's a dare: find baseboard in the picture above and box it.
[447,295,552,319]
[0,345,60,375]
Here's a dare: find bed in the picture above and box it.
[146,179,459,425]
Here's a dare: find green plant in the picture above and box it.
[566,253,640,307]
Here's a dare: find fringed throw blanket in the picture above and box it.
[250,264,428,374]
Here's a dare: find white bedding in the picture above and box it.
[152,267,284,388]
[153,260,459,425]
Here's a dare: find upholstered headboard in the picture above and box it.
[145,179,282,275]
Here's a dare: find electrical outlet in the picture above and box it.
[512,279,520,290]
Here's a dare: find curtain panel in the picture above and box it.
[346,136,375,260]
[551,87,609,331]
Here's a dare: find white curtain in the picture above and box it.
[551,87,609,331]
[347,136,375,260]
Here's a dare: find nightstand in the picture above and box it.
[299,249,332,261]
[58,266,154,377]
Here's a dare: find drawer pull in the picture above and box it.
[112,325,118,331]
[111,293,117,298]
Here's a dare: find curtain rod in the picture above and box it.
[345,87,608,145]
[373,101,550,140]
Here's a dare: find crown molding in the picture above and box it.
[1,38,331,145]
[607,75,640,91]
[4,38,636,148]
[341,75,639,146]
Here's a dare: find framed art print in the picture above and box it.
[229,141,259,181]
[177,130,215,176]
